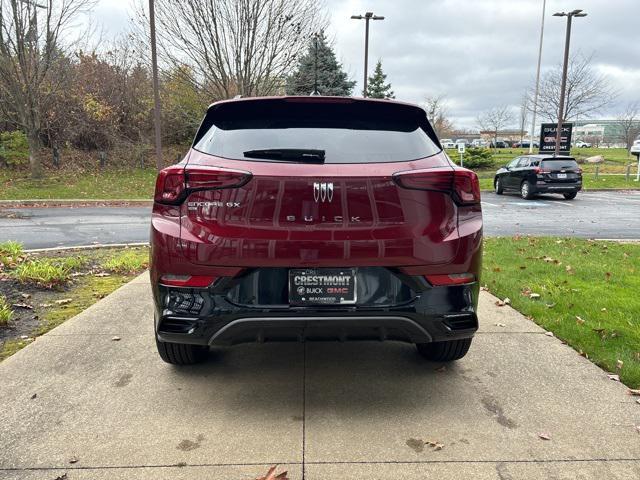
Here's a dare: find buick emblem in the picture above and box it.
[313,182,334,203]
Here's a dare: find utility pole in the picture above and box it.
[351,12,384,97]
[528,0,546,153]
[149,0,163,170]
[552,9,587,156]
[312,33,319,95]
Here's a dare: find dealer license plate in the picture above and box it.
[288,268,357,305]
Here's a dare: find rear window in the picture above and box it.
[541,159,579,170]
[193,99,441,164]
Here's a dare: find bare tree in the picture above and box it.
[477,105,514,146]
[616,102,640,153]
[135,0,326,100]
[531,53,616,122]
[0,0,94,177]
[423,95,455,138]
[519,93,529,143]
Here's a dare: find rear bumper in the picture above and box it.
[534,182,582,193]
[153,281,480,346]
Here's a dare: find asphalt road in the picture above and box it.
[1,274,639,478]
[1,190,639,249]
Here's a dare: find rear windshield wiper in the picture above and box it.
[243,148,325,163]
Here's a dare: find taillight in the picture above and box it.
[393,168,480,205]
[426,273,475,286]
[154,165,186,204]
[533,167,551,174]
[154,165,252,205]
[160,274,217,287]
[186,166,252,191]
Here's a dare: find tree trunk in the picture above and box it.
[27,131,42,179]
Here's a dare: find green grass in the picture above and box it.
[0,240,24,266]
[483,237,640,388]
[12,256,86,288]
[102,248,149,274]
[0,296,12,326]
[34,274,131,335]
[0,168,158,200]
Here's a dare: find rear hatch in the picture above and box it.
[539,158,581,183]
[173,97,478,268]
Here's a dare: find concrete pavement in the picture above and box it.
[0,274,639,479]
[2,190,640,249]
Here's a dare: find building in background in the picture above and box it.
[572,119,640,147]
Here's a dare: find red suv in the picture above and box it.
[150,96,482,365]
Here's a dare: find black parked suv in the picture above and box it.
[494,155,582,200]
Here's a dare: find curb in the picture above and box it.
[0,199,153,208]
[26,242,149,253]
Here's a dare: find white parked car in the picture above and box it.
[630,139,640,155]
[441,138,456,149]
[471,139,488,147]
[575,140,592,148]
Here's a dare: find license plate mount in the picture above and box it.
[288,268,357,305]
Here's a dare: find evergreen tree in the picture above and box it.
[286,32,356,96]
[365,60,395,99]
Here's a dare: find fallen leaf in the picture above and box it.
[94,272,111,277]
[565,265,574,274]
[601,307,607,312]
[617,360,624,370]
[545,331,554,337]
[529,293,541,299]
[519,265,527,270]
[628,389,640,396]
[256,465,289,480]
[538,432,551,440]
[53,475,68,480]
[575,316,585,325]
[111,336,121,342]
[546,303,556,309]
[39,303,53,308]
[605,272,612,281]
[55,298,72,305]
[492,267,501,272]
[20,293,31,299]
[30,393,37,400]
[68,456,79,464]
[495,322,506,328]
[433,443,444,451]
[607,373,620,382]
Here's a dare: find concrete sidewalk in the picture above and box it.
[0,274,638,480]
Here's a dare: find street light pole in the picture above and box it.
[552,9,587,156]
[149,0,163,171]
[351,12,384,97]
[528,0,546,154]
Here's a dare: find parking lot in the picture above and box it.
[1,274,639,479]
[482,190,640,239]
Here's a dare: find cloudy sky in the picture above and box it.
[91,0,639,129]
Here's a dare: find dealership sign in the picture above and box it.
[539,123,572,154]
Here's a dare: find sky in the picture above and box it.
[90,0,639,130]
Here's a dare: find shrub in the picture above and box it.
[11,256,84,288]
[0,131,29,167]
[458,147,495,170]
[102,249,148,274]
[0,241,24,267]
[0,296,12,326]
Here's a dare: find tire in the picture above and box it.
[416,338,472,362]
[156,338,209,365]
[494,177,504,195]
[563,191,578,200]
[520,181,534,200]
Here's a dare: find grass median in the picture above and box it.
[0,243,149,361]
[483,237,640,388]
